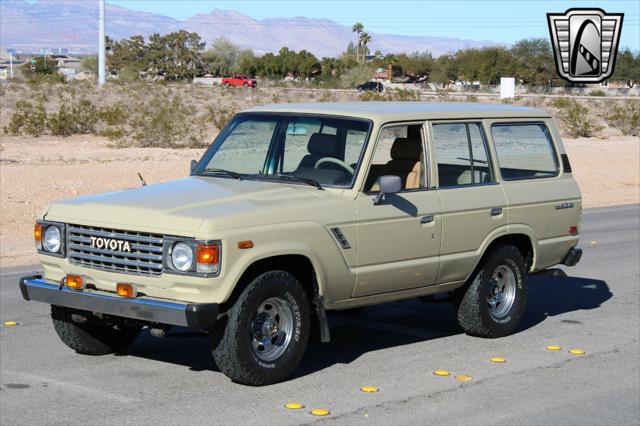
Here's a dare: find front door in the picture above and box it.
[353,123,442,297]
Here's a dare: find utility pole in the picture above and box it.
[9,51,13,78]
[98,0,106,86]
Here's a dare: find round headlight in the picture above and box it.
[171,242,193,272]
[43,226,61,253]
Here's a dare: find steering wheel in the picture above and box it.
[314,157,355,176]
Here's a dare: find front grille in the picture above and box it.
[67,224,164,276]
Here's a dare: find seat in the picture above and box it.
[371,137,423,191]
[296,133,341,170]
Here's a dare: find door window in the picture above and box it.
[432,122,493,187]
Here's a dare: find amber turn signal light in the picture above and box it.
[237,240,254,249]
[116,283,137,298]
[196,244,219,264]
[65,274,85,290]
[34,223,42,241]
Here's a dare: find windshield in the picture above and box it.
[194,113,372,188]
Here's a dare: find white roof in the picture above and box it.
[246,102,549,121]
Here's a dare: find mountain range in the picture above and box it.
[0,0,496,56]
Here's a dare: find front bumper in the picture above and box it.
[19,276,219,329]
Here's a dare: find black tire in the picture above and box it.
[455,245,528,338]
[224,82,230,88]
[211,271,310,386]
[243,82,249,88]
[51,305,140,355]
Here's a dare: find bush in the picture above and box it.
[340,65,373,89]
[206,102,239,130]
[558,99,601,137]
[128,94,207,148]
[588,89,606,97]
[550,97,572,109]
[605,100,640,136]
[3,99,47,136]
[48,99,99,136]
[436,88,452,102]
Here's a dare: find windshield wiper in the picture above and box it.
[273,174,324,190]
[198,168,243,180]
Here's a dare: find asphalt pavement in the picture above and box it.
[1,204,639,425]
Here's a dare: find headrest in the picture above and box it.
[391,138,422,161]
[307,133,340,157]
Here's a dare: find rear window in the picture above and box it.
[491,123,559,180]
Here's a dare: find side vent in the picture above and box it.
[561,154,572,173]
[330,227,351,249]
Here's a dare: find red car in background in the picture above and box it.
[221,74,257,88]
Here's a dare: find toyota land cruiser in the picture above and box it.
[20,102,583,385]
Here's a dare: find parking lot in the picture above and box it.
[1,205,639,425]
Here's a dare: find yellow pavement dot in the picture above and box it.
[433,370,451,376]
[590,241,598,245]
[309,408,331,416]
[284,402,305,410]
[455,375,473,382]
[569,348,586,355]
[3,321,18,326]
[490,357,507,363]
[360,386,379,393]
[546,345,562,351]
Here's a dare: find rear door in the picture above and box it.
[488,119,581,269]
[429,121,508,284]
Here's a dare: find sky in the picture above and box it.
[103,0,639,49]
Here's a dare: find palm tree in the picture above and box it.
[359,32,372,63]
[352,22,364,62]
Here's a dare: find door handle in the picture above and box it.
[420,215,435,224]
[490,207,503,216]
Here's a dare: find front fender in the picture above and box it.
[212,221,355,304]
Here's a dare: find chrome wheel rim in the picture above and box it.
[250,297,294,362]
[487,264,517,319]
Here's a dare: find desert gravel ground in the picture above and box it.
[0,134,638,267]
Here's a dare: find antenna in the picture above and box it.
[98,0,106,86]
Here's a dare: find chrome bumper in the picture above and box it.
[19,276,219,329]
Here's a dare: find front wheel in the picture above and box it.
[455,245,528,338]
[51,306,140,355]
[211,271,310,386]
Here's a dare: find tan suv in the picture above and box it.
[21,102,583,385]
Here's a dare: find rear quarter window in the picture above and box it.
[491,123,559,181]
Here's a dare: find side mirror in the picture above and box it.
[373,175,402,205]
[190,159,198,173]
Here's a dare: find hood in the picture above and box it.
[44,177,329,236]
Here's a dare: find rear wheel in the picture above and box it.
[51,306,140,355]
[243,82,249,88]
[455,245,528,338]
[224,82,230,88]
[211,271,310,386]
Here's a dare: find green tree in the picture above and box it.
[80,55,98,74]
[511,38,556,86]
[22,56,58,75]
[202,36,242,76]
[352,22,364,63]
[613,48,640,87]
[431,54,458,86]
[359,32,372,62]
